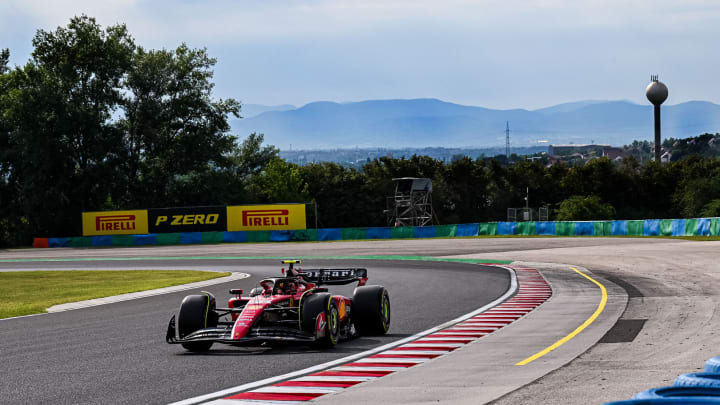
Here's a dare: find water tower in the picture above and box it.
[646,75,669,163]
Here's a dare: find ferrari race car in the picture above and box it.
[166,260,390,351]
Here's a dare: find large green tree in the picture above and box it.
[556,195,616,221]
[121,44,240,207]
[252,158,309,203]
[2,16,135,238]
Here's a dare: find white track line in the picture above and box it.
[416,336,475,340]
[380,350,449,355]
[330,366,409,372]
[251,387,342,394]
[47,272,251,312]
[0,272,251,322]
[292,376,377,382]
[353,358,429,363]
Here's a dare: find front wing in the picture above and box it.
[165,315,317,346]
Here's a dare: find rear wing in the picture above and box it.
[299,268,368,286]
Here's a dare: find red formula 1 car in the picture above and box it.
[166,260,390,351]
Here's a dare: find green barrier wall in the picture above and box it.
[627,220,644,236]
[292,229,318,241]
[40,216,720,249]
[246,231,271,243]
[477,223,497,235]
[555,222,574,236]
[201,232,224,244]
[157,233,181,245]
[593,221,611,236]
[659,219,673,236]
[515,221,536,235]
[603,221,613,235]
[390,227,415,239]
[342,227,367,240]
[68,236,92,247]
[112,235,135,246]
[435,224,457,237]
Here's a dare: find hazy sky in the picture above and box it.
[2,0,719,110]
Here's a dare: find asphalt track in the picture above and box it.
[0,258,509,405]
[2,237,718,404]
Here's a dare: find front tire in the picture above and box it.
[353,286,390,335]
[300,293,339,348]
[177,293,216,352]
[316,299,340,348]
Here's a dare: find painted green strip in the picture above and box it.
[0,254,511,264]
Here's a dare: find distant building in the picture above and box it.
[661,151,672,163]
[546,155,562,166]
[602,147,625,160]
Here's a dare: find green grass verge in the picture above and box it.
[0,270,230,319]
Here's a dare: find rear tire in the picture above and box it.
[353,286,390,335]
[177,293,216,352]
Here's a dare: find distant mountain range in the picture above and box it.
[230,99,720,150]
[241,103,296,118]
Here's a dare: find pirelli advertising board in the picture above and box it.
[83,204,306,236]
[82,210,149,236]
[227,204,306,231]
[148,206,227,233]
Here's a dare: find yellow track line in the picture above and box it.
[515,267,607,366]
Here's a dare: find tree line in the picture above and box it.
[296,154,720,228]
[2,17,720,247]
